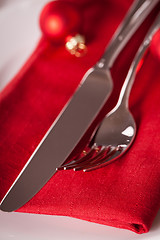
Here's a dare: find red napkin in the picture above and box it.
[0,0,160,234]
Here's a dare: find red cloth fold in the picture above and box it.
[0,0,160,234]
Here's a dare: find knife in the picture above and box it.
[0,0,158,212]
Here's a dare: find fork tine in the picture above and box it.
[63,146,105,170]
[57,144,98,170]
[58,150,92,169]
[62,146,106,171]
[64,144,97,166]
[73,146,111,171]
[63,150,97,170]
[83,146,123,172]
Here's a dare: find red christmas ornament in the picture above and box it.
[39,1,81,43]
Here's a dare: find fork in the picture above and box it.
[59,13,160,172]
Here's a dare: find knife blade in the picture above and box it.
[0,0,158,212]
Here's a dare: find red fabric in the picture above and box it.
[0,0,160,234]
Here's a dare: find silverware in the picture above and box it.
[0,0,158,212]
[60,14,160,172]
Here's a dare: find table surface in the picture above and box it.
[0,211,160,240]
[0,0,160,239]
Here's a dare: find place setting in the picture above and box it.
[0,0,160,237]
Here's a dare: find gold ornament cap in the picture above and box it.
[65,34,87,57]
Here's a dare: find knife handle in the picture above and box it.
[97,0,159,69]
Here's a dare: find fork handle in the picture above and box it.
[117,13,160,107]
[97,0,159,69]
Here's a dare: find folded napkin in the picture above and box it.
[0,0,160,234]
